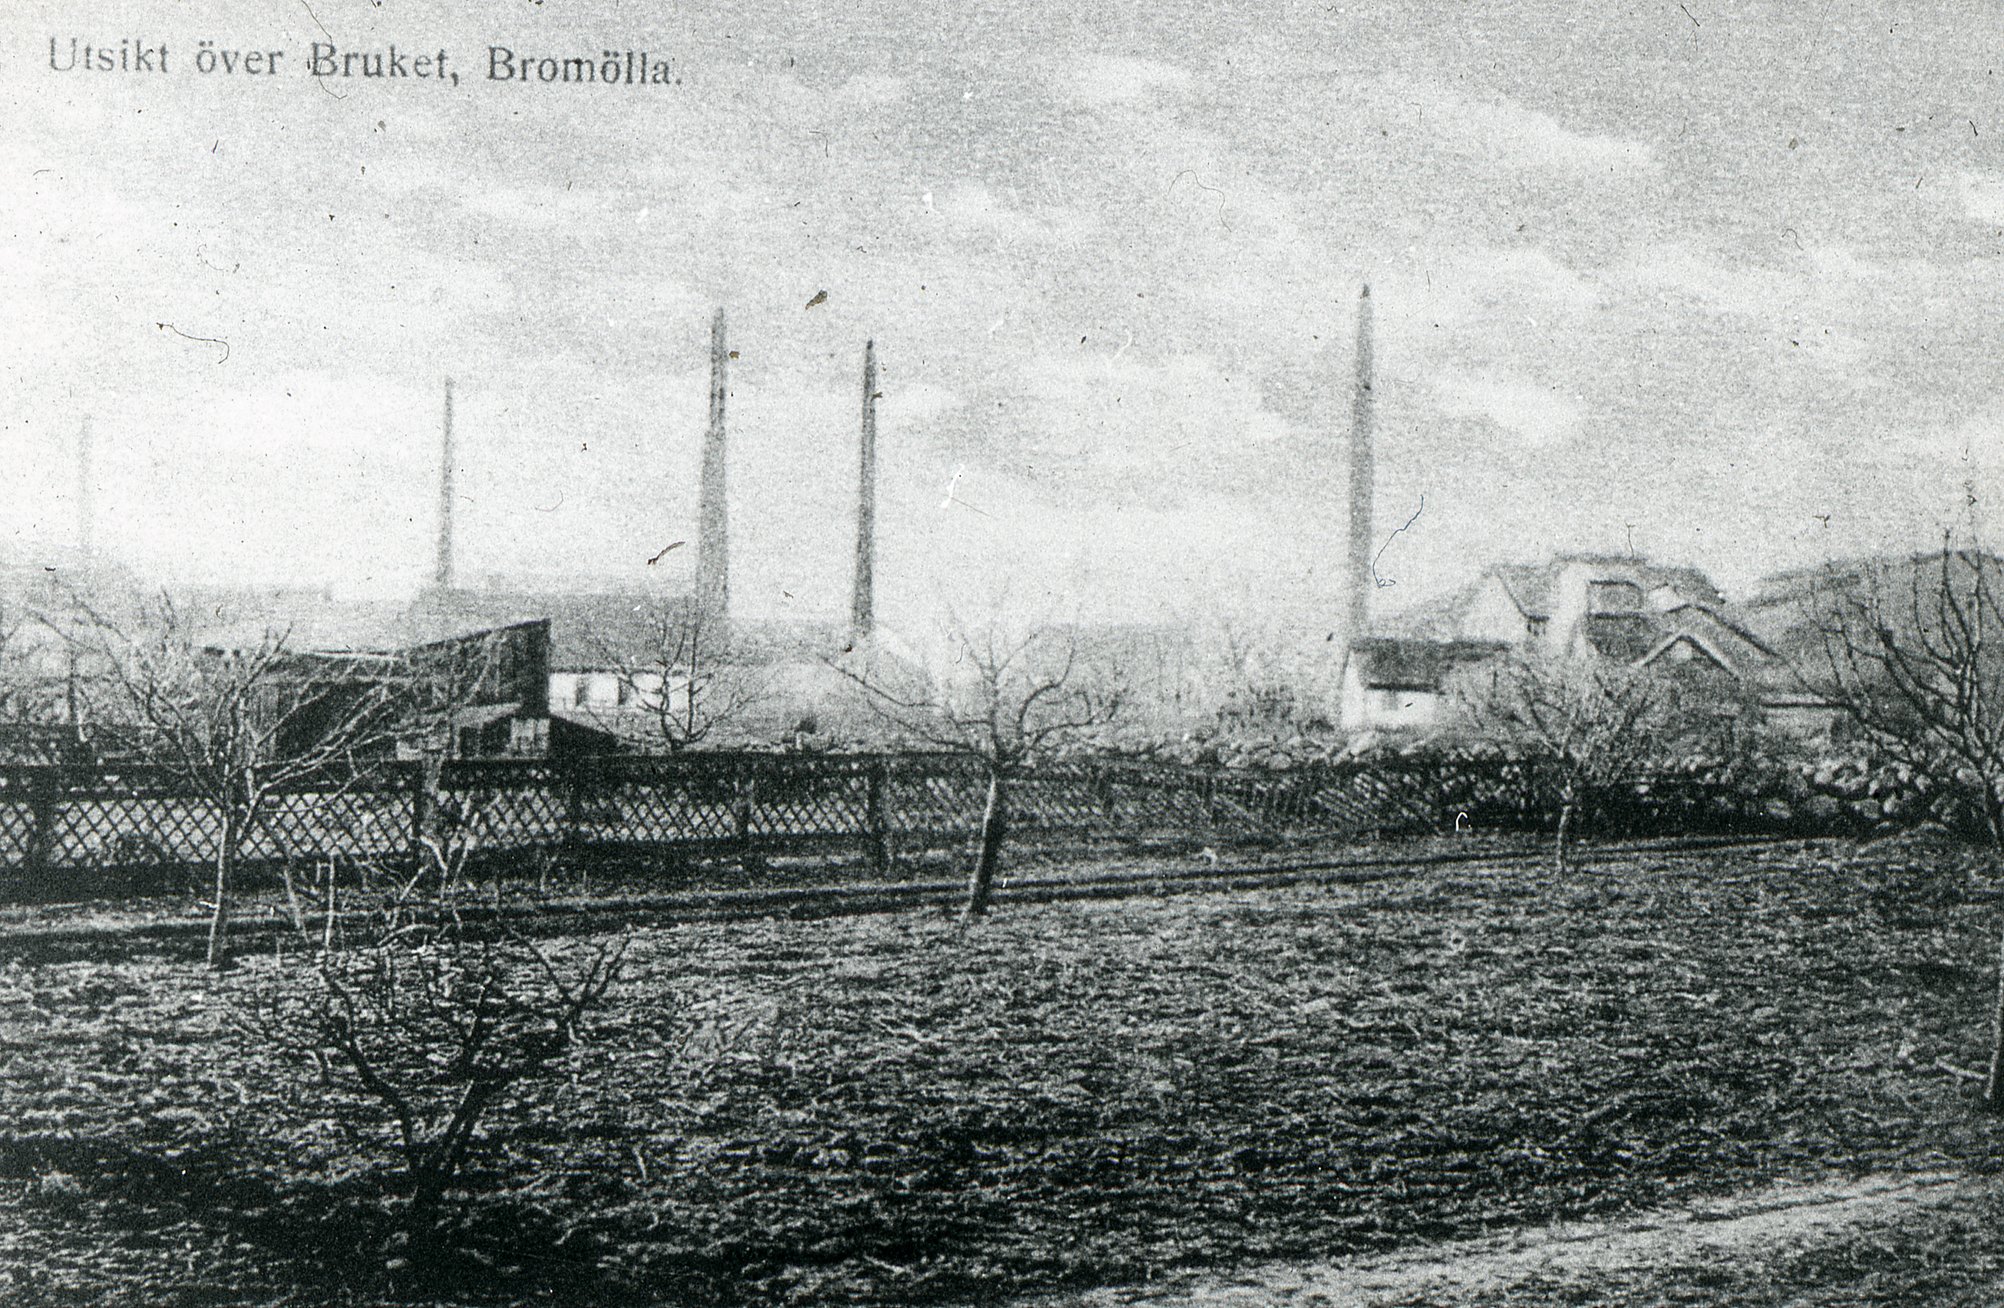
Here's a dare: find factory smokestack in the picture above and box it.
[851,340,878,637]
[1346,284,1374,645]
[696,308,731,627]
[75,415,93,564]
[434,377,456,591]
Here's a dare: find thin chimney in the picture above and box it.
[851,340,878,637]
[695,309,731,626]
[69,415,92,739]
[1346,284,1374,645]
[75,415,93,563]
[435,377,455,591]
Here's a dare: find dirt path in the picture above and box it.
[1055,1171,1968,1307]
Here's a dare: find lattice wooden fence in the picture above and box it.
[0,750,1773,893]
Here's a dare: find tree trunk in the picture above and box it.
[322,859,338,953]
[1986,926,2004,1111]
[1988,880,2004,1111]
[409,760,433,887]
[207,810,240,970]
[1554,794,1576,876]
[279,858,307,936]
[965,769,1009,918]
[732,768,764,876]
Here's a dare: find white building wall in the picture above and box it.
[1340,660,1449,732]
[547,670,689,718]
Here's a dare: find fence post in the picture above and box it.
[22,768,61,880]
[732,755,763,876]
[408,762,429,874]
[865,756,895,876]
[563,760,586,850]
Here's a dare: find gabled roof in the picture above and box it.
[1485,556,1728,619]
[1656,601,1778,659]
[1489,565,1559,619]
[1377,583,1481,641]
[1634,631,1735,672]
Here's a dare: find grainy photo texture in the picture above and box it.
[4,2,2004,1304]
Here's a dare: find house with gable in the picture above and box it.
[1339,554,1789,734]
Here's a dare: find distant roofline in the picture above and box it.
[1351,635,1511,653]
[1488,570,1540,618]
[1346,635,1510,690]
[1479,553,1731,620]
[1755,549,2004,598]
[202,615,549,657]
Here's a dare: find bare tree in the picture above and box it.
[1786,540,2004,1108]
[1456,650,1678,873]
[834,619,1124,917]
[0,608,65,735]
[70,595,407,968]
[1,566,131,757]
[1204,613,1315,733]
[246,929,628,1262]
[400,630,523,912]
[1798,544,2004,845]
[584,595,766,752]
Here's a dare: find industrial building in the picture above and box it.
[1328,286,1800,737]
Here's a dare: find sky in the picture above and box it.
[3,0,2002,639]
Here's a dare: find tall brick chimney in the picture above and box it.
[695,309,731,627]
[434,377,455,591]
[75,415,93,564]
[851,339,878,637]
[1346,284,1374,645]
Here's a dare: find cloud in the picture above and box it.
[882,381,965,427]
[1613,243,1798,317]
[1069,54,1194,108]
[462,183,635,232]
[1367,245,1603,365]
[1603,239,1930,382]
[835,74,906,106]
[927,181,1085,246]
[1384,76,1657,174]
[1890,394,2004,473]
[1431,246,1602,314]
[1957,171,2004,225]
[1435,370,1583,447]
[1454,95,1655,173]
[953,349,1316,507]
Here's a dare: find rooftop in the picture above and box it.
[1346,637,1509,691]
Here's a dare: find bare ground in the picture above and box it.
[1055,1171,1980,1307]
[8,838,2004,1305]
